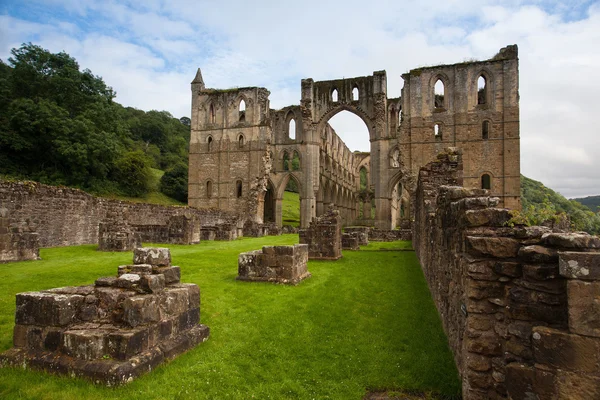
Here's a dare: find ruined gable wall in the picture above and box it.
[0,181,240,248]
[414,150,600,399]
[401,45,520,210]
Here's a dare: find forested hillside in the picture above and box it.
[520,175,600,234]
[570,195,600,213]
[0,43,189,203]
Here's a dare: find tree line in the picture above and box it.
[0,43,188,202]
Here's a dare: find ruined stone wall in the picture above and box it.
[0,181,240,248]
[414,150,600,399]
[401,45,520,210]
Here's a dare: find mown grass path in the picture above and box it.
[0,236,460,399]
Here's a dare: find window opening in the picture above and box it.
[481,174,491,190]
[434,79,445,108]
[331,89,338,102]
[482,121,489,140]
[210,103,216,124]
[352,87,359,101]
[207,136,213,152]
[238,134,244,148]
[434,124,442,138]
[478,75,487,105]
[283,151,290,171]
[236,180,243,198]
[288,119,296,140]
[206,181,212,198]
[239,99,246,121]
[291,151,300,171]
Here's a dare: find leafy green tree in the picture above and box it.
[160,162,188,202]
[112,151,153,196]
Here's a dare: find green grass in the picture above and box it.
[282,191,300,227]
[0,236,460,399]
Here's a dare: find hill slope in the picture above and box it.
[521,175,600,234]
[570,195,600,213]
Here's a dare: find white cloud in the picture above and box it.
[1,1,600,197]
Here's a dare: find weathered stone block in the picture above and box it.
[559,251,600,280]
[543,232,600,249]
[140,274,165,294]
[341,233,360,250]
[115,273,142,289]
[518,245,558,263]
[466,236,520,258]
[122,296,161,327]
[237,244,310,285]
[532,326,600,373]
[16,292,84,326]
[567,280,600,337]
[106,327,149,361]
[133,247,171,267]
[118,264,152,276]
[153,266,180,284]
[62,329,109,361]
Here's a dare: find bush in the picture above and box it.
[112,151,153,197]
[160,162,188,203]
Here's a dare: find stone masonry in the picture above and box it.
[189,45,520,231]
[0,247,209,385]
[341,233,360,250]
[98,210,141,252]
[414,149,600,400]
[237,244,311,285]
[299,207,342,260]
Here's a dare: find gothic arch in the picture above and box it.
[316,105,375,142]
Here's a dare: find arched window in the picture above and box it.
[236,180,243,198]
[352,86,359,101]
[239,99,246,122]
[331,89,338,102]
[283,151,290,171]
[289,119,296,140]
[238,134,244,148]
[209,103,216,124]
[478,75,487,105]
[481,174,491,190]
[206,181,213,198]
[434,123,442,138]
[207,136,213,152]
[482,121,490,140]
[434,79,445,108]
[291,151,300,171]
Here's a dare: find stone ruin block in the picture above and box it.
[98,220,141,252]
[237,244,311,285]
[299,208,342,260]
[200,226,216,241]
[0,247,209,385]
[0,216,40,263]
[167,215,200,244]
[341,233,360,250]
[344,227,369,246]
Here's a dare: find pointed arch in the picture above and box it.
[331,88,338,102]
[206,180,213,199]
[207,135,213,152]
[209,103,216,124]
[352,85,359,101]
[434,78,445,108]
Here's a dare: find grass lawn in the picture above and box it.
[0,236,460,399]
[282,191,300,227]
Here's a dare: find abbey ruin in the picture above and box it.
[188,45,521,229]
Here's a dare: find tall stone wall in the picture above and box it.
[414,150,600,399]
[0,181,242,248]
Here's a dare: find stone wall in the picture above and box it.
[1,210,40,262]
[0,247,210,384]
[414,149,600,399]
[299,208,342,260]
[0,181,242,248]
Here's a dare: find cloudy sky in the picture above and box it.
[1,0,599,198]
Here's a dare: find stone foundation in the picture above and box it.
[98,214,141,252]
[344,227,369,246]
[299,208,342,260]
[237,244,311,285]
[341,233,360,250]
[0,247,209,385]
[414,148,600,400]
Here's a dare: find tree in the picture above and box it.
[160,162,188,202]
[112,151,153,196]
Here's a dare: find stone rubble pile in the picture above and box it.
[0,247,209,385]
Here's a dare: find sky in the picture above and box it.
[1,0,599,199]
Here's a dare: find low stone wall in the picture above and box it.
[0,180,241,248]
[237,244,311,285]
[413,148,600,399]
[0,247,209,384]
[369,229,412,242]
[341,233,359,250]
[299,208,342,260]
[344,227,369,246]
[1,212,39,262]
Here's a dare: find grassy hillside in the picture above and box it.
[282,190,300,226]
[101,168,185,206]
[521,175,600,234]
[0,238,460,399]
[571,195,600,213]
